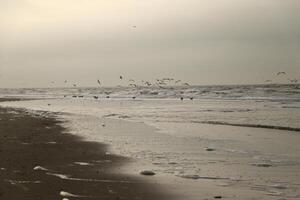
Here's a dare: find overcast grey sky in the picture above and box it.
[0,0,299,87]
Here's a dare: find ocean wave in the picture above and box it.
[192,121,300,132]
[0,84,299,101]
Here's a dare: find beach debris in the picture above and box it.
[205,147,216,152]
[180,97,184,101]
[120,76,123,80]
[47,104,51,106]
[74,162,92,166]
[250,163,273,167]
[270,184,288,190]
[33,166,49,171]
[62,198,70,200]
[132,96,136,99]
[214,195,222,199]
[102,123,106,127]
[140,170,156,176]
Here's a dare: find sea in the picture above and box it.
[0,84,300,199]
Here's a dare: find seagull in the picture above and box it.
[182,83,190,86]
[288,78,299,83]
[277,72,286,76]
[144,81,152,86]
[93,96,99,99]
[129,83,138,88]
[120,76,123,80]
[97,79,101,85]
[175,80,181,84]
[156,84,165,89]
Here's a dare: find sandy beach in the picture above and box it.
[0,92,299,200]
[0,105,177,200]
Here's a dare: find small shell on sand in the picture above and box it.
[205,148,216,151]
[214,196,222,199]
[33,166,49,171]
[60,191,80,197]
[140,170,156,176]
[74,162,92,166]
[250,163,273,167]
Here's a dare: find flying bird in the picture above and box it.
[144,81,152,86]
[182,82,190,86]
[277,72,286,76]
[288,78,299,83]
[97,79,101,85]
[129,83,138,88]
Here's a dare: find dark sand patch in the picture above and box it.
[0,107,176,200]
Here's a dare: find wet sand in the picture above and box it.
[0,106,176,200]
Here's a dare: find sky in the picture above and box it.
[0,0,299,88]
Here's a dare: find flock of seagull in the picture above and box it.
[51,72,298,101]
[265,71,299,84]
[62,76,193,100]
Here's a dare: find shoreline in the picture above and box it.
[0,106,176,200]
[1,97,300,200]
